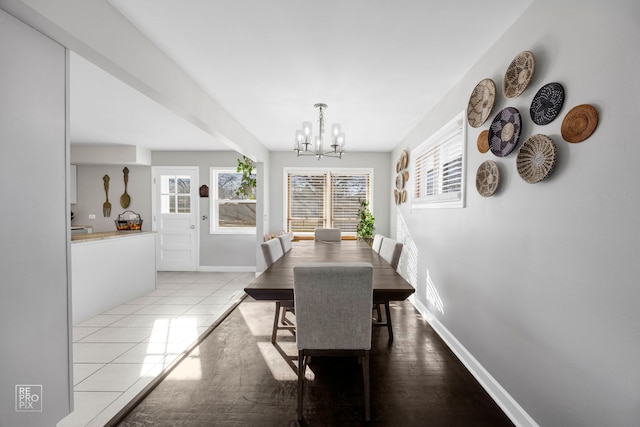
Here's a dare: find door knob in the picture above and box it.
[190,225,195,229]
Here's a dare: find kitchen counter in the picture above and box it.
[71,230,154,243]
[71,231,156,324]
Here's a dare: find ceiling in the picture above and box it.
[70,0,534,153]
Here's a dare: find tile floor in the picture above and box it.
[57,271,252,427]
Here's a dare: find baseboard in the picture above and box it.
[409,296,538,427]
[197,266,256,273]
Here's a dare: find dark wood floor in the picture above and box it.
[115,298,513,426]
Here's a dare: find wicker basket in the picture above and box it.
[115,210,143,231]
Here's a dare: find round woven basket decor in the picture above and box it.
[517,134,558,183]
[477,129,490,153]
[489,107,522,157]
[561,104,598,143]
[530,82,565,125]
[400,150,409,169]
[467,78,496,128]
[503,51,535,99]
[476,160,500,197]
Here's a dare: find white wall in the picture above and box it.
[391,1,640,426]
[152,151,257,269]
[0,8,71,426]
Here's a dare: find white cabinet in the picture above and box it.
[69,164,77,204]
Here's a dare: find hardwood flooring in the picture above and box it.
[114,298,513,426]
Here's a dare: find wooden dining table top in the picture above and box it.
[244,239,415,302]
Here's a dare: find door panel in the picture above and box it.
[153,167,199,271]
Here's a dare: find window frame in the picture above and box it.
[411,110,467,209]
[209,167,257,235]
[283,167,374,237]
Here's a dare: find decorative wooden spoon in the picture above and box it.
[103,175,111,217]
[120,167,131,208]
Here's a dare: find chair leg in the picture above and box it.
[375,303,382,322]
[297,350,306,421]
[363,350,370,421]
[271,301,281,344]
[384,302,393,341]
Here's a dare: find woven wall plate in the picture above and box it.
[561,104,598,143]
[400,150,409,169]
[396,172,405,189]
[517,134,558,183]
[530,82,565,125]
[489,107,522,157]
[477,130,489,153]
[467,78,496,128]
[503,51,535,99]
[476,160,500,197]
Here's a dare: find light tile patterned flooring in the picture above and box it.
[58,271,252,427]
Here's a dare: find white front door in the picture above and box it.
[152,167,199,271]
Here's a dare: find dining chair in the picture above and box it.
[314,228,341,242]
[294,262,373,421]
[276,233,295,329]
[261,239,294,343]
[376,238,404,341]
[261,238,284,267]
[278,233,293,253]
[371,234,385,254]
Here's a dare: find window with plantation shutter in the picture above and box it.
[287,172,326,233]
[285,168,373,236]
[413,111,466,208]
[331,173,370,232]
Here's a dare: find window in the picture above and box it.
[210,168,256,234]
[160,175,192,213]
[285,168,372,235]
[413,111,466,208]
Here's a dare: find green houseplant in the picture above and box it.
[356,199,375,245]
[236,155,256,199]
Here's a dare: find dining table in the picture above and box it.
[244,239,415,340]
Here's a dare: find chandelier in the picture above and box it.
[294,103,345,159]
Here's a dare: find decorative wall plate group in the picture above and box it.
[394,150,409,204]
[466,48,599,196]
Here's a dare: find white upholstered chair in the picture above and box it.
[278,233,293,253]
[376,238,403,340]
[293,262,373,421]
[314,228,341,242]
[371,234,385,254]
[261,239,295,343]
[261,238,284,268]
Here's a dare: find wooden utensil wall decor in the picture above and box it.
[394,150,409,205]
[103,175,111,217]
[120,167,131,208]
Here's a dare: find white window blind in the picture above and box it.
[413,111,466,208]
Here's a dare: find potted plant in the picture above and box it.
[236,155,256,199]
[356,199,375,245]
